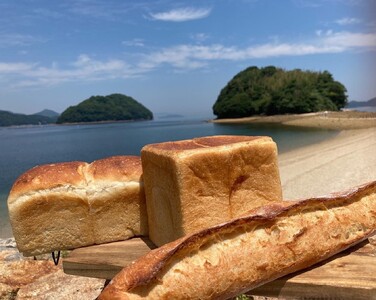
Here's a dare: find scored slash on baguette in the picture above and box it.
[99,180,376,300]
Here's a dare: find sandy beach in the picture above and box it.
[279,128,376,200]
[212,111,376,130]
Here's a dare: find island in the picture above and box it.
[57,93,153,124]
[212,66,347,119]
[0,110,57,127]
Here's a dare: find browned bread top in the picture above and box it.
[85,156,142,183]
[8,161,88,204]
[8,156,144,204]
[142,135,270,154]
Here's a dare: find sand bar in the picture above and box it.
[279,128,376,200]
[211,111,376,130]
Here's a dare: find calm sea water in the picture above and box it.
[0,118,338,236]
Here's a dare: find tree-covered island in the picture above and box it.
[57,93,153,124]
[213,66,348,119]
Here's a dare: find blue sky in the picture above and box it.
[0,0,375,118]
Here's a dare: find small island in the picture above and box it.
[57,93,153,124]
[213,66,347,119]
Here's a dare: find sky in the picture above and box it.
[0,0,375,118]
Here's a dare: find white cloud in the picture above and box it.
[190,33,209,43]
[323,31,376,48]
[0,55,137,88]
[0,33,45,48]
[0,62,34,73]
[150,7,211,22]
[1,30,375,87]
[335,17,361,25]
[122,38,145,47]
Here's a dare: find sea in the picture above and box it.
[0,116,339,237]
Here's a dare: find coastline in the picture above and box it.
[211,111,376,130]
[1,125,375,299]
[1,126,375,239]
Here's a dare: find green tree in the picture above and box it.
[57,93,153,124]
[213,66,348,118]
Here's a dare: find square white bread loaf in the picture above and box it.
[141,135,282,246]
[7,156,148,256]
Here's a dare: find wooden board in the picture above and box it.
[63,237,156,279]
[63,237,376,299]
[250,239,376,299]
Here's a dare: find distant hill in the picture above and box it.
[33,109,60,122]
[155,113,184,119]
[57,93,153,124]
[0,110,56,127]
[346,97,376,108]
[33,109,60,118]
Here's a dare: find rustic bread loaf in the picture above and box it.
[99,181,376,300]
[85,156,148,244]
[7,156,148,256]
[141,135,282,246]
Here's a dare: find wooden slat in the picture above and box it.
[250,239,376,300]
[63,238,376,299]
[62,237,155,279]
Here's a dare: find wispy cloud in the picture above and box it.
[0,55,137,88]
[1,30,375,87]
[190,33,209,43]
[122,38,145,47]
[0,62,34,73]
[149,7,211,22]
[0,33,46,48]
[335,17,361,25]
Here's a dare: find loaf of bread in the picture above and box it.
[99,180,376,300]
[7,156,148,256]
[141,135,282,246]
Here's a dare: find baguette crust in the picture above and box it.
[7,156,147,256]
[99,181,376,300]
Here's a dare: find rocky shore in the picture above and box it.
[0,238,105,299]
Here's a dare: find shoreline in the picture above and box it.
[211,111,376,130]
[1,127,375,239]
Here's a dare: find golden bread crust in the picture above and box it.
[85,156,142,182]
[141,135,282,246]
[99,181,376,300]
[8,161,88,204]
[142,135,267,153]
[7,156,146,256]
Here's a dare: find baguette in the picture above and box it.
[99,180,376,300]
[7,156,148,256]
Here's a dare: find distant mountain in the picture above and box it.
[0,110,56,127]
[155,113,184,119]
[57,93,153,124]
[346,97,376,108]
[33,109,60,118]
